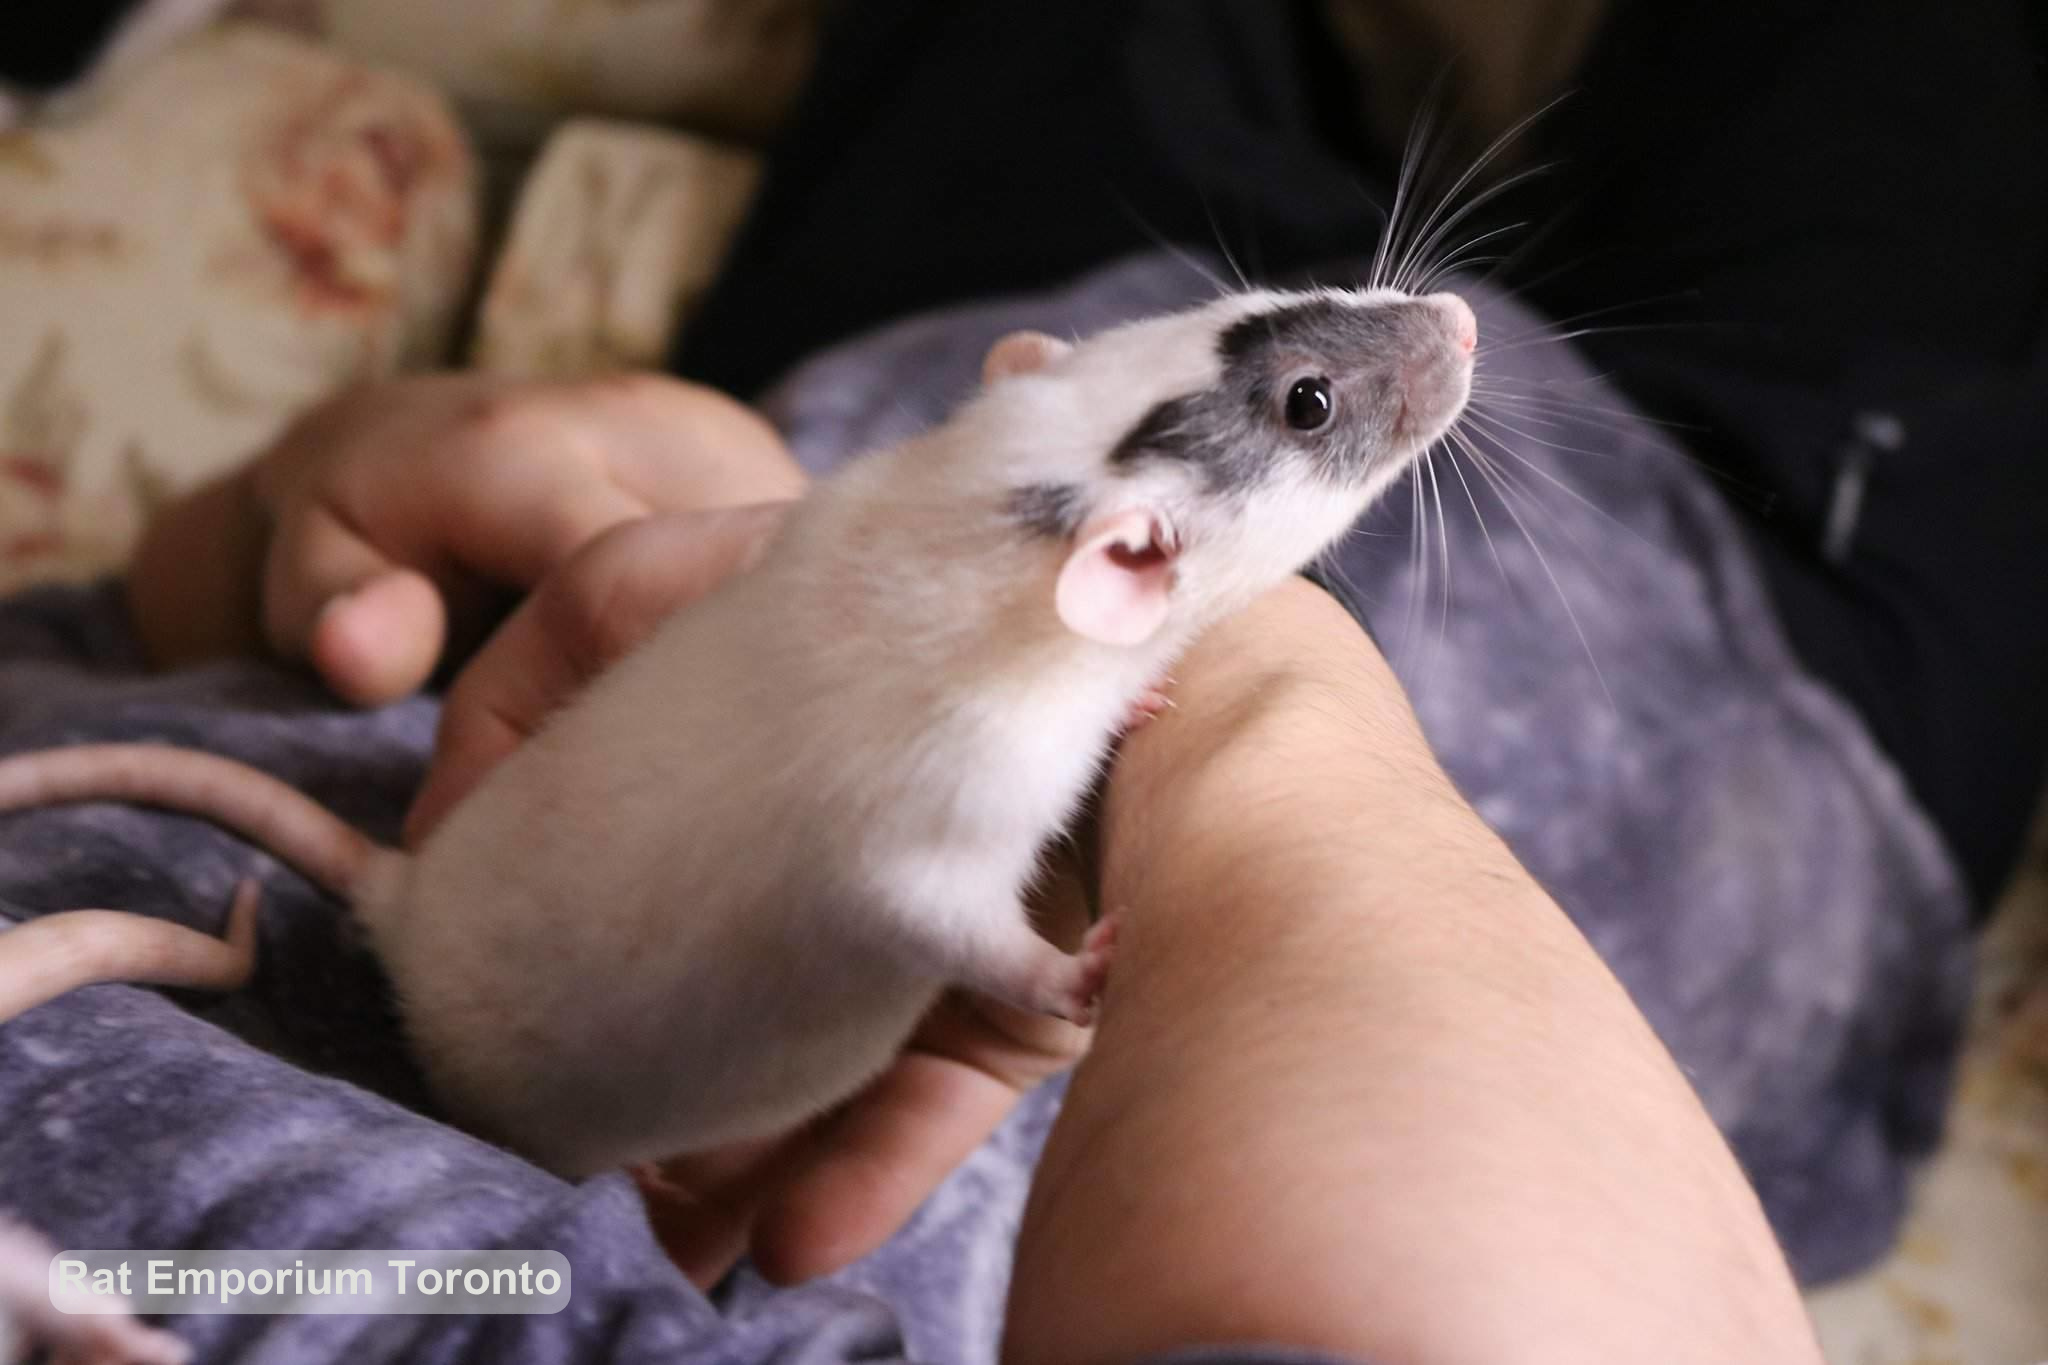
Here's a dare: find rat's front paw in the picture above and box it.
[1045,914,1120,1026]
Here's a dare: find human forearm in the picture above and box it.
[1005,579,1820,1365]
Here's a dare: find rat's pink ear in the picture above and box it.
[1056,509,1177,646]
[982,330,1073,384]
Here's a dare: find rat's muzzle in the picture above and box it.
[1391,292,1476,448]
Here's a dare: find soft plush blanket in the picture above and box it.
[0,252,1972,1362]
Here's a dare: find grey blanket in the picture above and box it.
[0,253,1972,1362]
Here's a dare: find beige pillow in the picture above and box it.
[472,118,759,379]
[0,24,476,589]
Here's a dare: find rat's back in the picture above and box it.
[365,487,1018,1173]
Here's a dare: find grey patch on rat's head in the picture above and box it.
[1007,481,1087,538]
[1108,393,1263,493]
[1108,294,1452,492]
[1216,298,1403,370]
[1217,298,1424,485]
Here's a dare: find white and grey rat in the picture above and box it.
[0,285,1475,1177]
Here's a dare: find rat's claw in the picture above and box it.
[1122,684,1176,732]
[1060,913,1121,1026]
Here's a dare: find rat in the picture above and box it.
[0,285,1475,1178]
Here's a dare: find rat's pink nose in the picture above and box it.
[1427,292,1478,353]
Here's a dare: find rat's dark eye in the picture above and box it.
[1284,377,1333,432]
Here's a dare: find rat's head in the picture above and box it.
[969,286,1474,649]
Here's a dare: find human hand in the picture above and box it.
[126,372,806,707]
[637,940,1093,1287]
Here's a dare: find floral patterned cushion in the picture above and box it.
[231,0,829,146]
[0,22,476,590]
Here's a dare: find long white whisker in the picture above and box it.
[1470,394,1711,450]
[1371,90,1442,291]
[1478,323,1706,362]
[1412,219,1531,293]
[1465,437,1636,613]
[1441,431,1511,590]
[1317,531,1375,609]
[1202,198,1253,292]
[1389,90,1572,292]
[1469,368,1620,391]
[1396,160,1559,292]
[1466,401,1670,470]
[1477,242,1615,297]
[1110,193,1234,297]
[1479,289,1701,344]
[1464,405,1629,462]
[1469,393,1593,428]
[1461,413,1663,554]
[1469,384,1691,427]
[1112,200,1234,300]
[1474,364,1782,493]
[1400,462,1427,666]
[1458,440,1615,709]
[1423,448,1453,659]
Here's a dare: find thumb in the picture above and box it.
[263,501,448,707]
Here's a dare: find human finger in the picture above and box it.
[260,501,449,707]
[402,503,791,845]
[633,1136,788,1289]
[749,1045,1028,1285]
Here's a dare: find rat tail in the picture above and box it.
[0,878,260,1019]
[0,743,399,1019]
[0,743,381,898]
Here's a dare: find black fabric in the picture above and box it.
[1487,0,2048,907]
[0,1,147,90]
[1300,560,1379,647]
[677,0,2048,908]
[676,1,1384,400]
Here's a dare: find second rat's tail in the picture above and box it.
[0,742,381,898]
[0,878,260,1019]
[0,743,395,1019]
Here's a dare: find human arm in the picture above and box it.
[1004,577,1823,1365]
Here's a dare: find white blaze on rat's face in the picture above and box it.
[961,286,1477,649]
